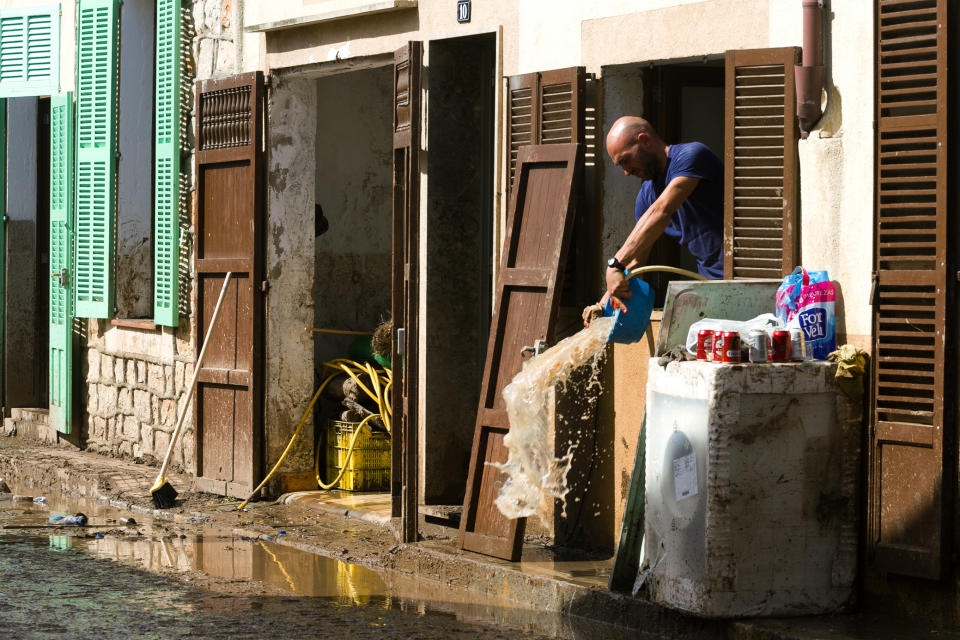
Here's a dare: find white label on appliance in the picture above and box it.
[673,452,698,501]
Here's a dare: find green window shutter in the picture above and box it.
[0,5,60,98]
[49,92,73,434]
[74,0,118,319]
[153,0,181,327]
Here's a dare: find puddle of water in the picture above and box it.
[0,478,643,639]
[496,317,613,524]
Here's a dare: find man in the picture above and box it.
[585,116,724,324]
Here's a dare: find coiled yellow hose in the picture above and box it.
[237,359,392,510]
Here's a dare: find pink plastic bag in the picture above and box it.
[775,267,836,359]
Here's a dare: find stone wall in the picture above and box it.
[193,0,240,78]
[83,321,196,472]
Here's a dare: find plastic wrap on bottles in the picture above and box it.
[685,314,780,355]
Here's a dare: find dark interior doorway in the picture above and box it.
[422,32,496,505]
[4,97,50,412]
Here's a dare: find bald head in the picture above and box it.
[606,116,666,181]
[605,116,659,155]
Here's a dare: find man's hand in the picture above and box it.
[582,288,632,328]
[605,267,632,302]
[581,302,604,327]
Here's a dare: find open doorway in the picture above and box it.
[4,97,50,412]
[420,33,496,508]
[310,33,497,522]
[312,65,395,501]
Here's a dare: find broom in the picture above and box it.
[150,272,233,508]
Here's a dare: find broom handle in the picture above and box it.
[157,272,233,480]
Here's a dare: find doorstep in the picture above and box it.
[0,437,949,640]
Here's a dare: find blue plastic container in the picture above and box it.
[602,274,655,344]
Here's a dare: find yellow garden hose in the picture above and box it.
[314,413,380,490]
[237,359,392,510]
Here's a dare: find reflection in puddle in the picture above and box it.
[82,534,390,607]
[1,479,643,639]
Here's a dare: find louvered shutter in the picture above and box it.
[153,0,181,326]
[723,48,800,279]
[869,0,948,580]
[506,68,584,192]
[74,0,119,319]
[506,67,589,304]
[0,6,59,98]
[49,92,73,434]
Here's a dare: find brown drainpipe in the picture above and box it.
[796,0,824,139]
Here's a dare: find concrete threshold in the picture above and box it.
[0,437,945,640]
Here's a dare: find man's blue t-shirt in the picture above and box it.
[634,142,724,279]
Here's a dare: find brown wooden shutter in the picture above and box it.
[723,48,800,279]
[507,67,591,306]
[459,143,583,561]
[192,72,266,499]
[507,67,584,192]
[869,0,948,580]
[390,42,422,543]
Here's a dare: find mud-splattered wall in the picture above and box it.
[264,77,317,474]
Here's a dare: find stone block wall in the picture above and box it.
[82,320,196,472]
[192,0,239,78]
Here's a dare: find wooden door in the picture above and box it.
[49,93,73,433]
[193,72,266,498]
[390,42,422,542]
[869,0,949,580]
[459,143,582,561]
[723,47,800,279]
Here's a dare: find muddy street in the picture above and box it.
[0,489,616,640]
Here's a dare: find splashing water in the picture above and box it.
[493,316,614,524]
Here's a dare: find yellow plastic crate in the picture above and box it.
[325,418,390,492]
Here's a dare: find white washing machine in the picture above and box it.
[642,359,859,617]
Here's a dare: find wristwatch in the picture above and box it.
[607,256,626,272]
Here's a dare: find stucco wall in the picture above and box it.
[773,0,874,349]
[255,0,771,76]
[265,76,318,474]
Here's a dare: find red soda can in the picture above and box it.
[771,329,791,362]
[713,330,724,362]
[697,329,714,361]
[721,331,741,363]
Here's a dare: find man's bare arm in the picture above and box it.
[604,176,701,303]
[616,176,700,267]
